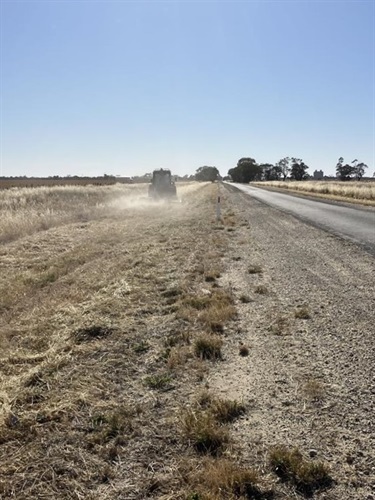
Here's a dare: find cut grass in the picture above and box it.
[269,445,333,495]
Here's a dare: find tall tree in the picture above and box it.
[195,166,219,182]
[261,163,282,181]
[275,157,291,181]
[289,158,309,180]
[354,162,368,180]
[336,157,355,181]
[228,158,262,183]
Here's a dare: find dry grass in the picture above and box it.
[180,409,230,456]
[239,344,250,356]
[269,445,333,495]
[194,334,223,360]
[255,285,268,295]
[303,378,326,402]
[252,180,375,206]
[180,288,236,333]
[248,264,262,274]
[295,306,311,319]
[0,183,149,244]
[187,458,263,499]
[1,182,240,497]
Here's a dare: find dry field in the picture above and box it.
[252,181,375,206]
[0,177,123,190]
[0,182,374,499]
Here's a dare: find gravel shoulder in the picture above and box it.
[210,183,375,499]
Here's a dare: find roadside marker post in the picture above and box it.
[216,184,221,221]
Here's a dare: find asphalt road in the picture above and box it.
[228,183,375,254]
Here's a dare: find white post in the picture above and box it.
[216,184,221,221]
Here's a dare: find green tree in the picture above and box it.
[261,163,282,181]
[275,157,291,181]
[228,158,262,183]
[352,159,368,180]
[289,158,309,180]
[336,157,355,181]
[195,166,219,182]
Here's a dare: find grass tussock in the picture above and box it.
[268,315,289,335]
[269,445,333,495]
[180,409,230,456]
[294,306,310,319]
[303,378,326,402]
[73,325,114,343]
[210,398,246,423]
[239,344,250,356]
[194,334,223,360]
[248,265,262,274]
[188,458,263,499]
[180,289,236,332]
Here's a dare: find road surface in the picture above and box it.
[227,183,375,254]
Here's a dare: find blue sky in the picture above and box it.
[1,0,374,178]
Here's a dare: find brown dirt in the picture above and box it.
[0,181,374,499]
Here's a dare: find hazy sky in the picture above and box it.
[1,0,374,178]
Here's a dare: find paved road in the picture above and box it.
[228,183,375,254]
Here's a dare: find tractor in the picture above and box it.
[148,169,177,199]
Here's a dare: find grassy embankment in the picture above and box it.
[0,183,333,499]
[252,180,375,207]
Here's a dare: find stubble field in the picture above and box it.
[0,182,374,499]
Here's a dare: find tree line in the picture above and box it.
[195,157,371,183]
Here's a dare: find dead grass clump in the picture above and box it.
[239,294,252,303]
[181,289,236,332]
[180,410,230,456]
[295,306,310,319]
[268,315,289,335]
[269,445,332,495]
[255,285,268,295]
[210,398,246,423]
[204,268,221,282]
[73,325,113,343]
[248,265,262,274]
[166,346,190,369]
[194,334,223,360]
[303,379,326,402]
[239,344,250,356]
[196,392,246,423]
[190,458,262,499]
[161,286,184,303]
[89,407,134,444]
